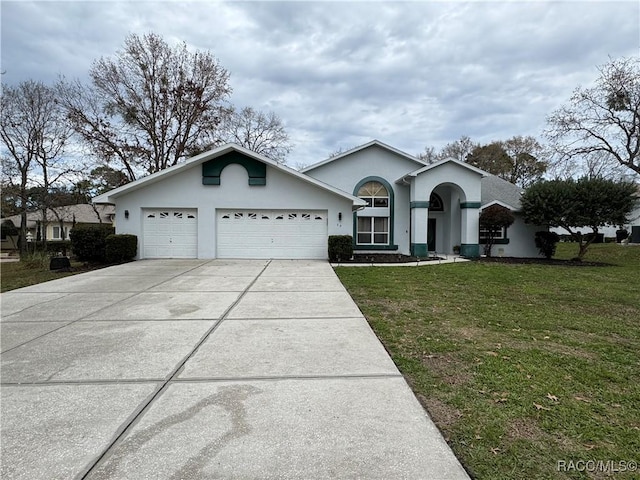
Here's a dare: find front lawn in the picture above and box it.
[336,243,640,480]
[1,258,101,292]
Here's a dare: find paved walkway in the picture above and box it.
[1,259,469,479]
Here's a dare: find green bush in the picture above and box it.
[30,240,72,256]
[69,223,115,262]
[105,234,137,263]
[534,231,560,259]
[328,235,353,262]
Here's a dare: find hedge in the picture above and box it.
[69,223,115,262]
[105,234,138,263]
[328,235,353,262]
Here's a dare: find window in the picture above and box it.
[52,226,63,240]
[355,179,393,247]
[357,181,389,207]
[479,226,507,242]
[430,192,444,211]
[357,217,389,245]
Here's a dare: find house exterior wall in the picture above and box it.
[304,145,425,255]
[481,214,541,257]
[113,162,354,259]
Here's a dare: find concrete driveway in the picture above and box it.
[1,259,469,479]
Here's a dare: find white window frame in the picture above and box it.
[52,226,63,240]
[357,216,389,245]
[479,226,507,242]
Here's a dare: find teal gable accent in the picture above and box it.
[352,176,395,250]
[410,243,429,257]
[460,244,480,257]
[202,151,267,186]
[460,201,481,209]
[410,201,430,209]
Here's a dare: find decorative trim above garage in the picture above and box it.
[202,151,267,186]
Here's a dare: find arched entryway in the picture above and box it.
[426,183,465,254]
[408,159,483,258]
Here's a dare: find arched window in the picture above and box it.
[357,181,389,207]
[430,192,444,211]
[354,178,394,247]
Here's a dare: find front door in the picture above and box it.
[427,218,436,251]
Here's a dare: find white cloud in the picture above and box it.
[1,0,638,165]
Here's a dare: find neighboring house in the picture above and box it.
[550,185,640,241]
[93,141,545,260]
[0,204,115,250]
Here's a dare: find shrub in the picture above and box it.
[69,223,115,262]
[105,234,137,263]
[535,231,560,259]
[328,235,353,262]
[616,228,629,243]
[30,240,72,256]
[479,204,515,257]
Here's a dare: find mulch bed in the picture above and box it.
[475,257,610,267]
[335,254,443,263]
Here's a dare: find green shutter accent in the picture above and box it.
[460,201,481,209]
[202,151,267,186]
[202,177,220,185]
[410,243,429,257]
[410,201,430,209]
[460,243,480,257]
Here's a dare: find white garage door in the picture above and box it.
[217,210,328,259]
[143,209,198,258]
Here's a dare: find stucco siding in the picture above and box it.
[304,145,423,255]
[481,215,542,258]
[113,163,354,259]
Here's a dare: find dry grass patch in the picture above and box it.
[336,243,640,480]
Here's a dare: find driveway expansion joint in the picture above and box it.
[76,260,273,479]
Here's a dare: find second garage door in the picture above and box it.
[217,209,328,259]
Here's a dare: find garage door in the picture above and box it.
[143,209,197,258]
[217,210,328,259]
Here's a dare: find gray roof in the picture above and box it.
[481,175,525,210]
[2,204,115,228]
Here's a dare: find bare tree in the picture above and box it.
[416,146,439,164]
[0,81,72,254]
[219,107,292,163]
[439,135,478,162]
[546,56,640,177]
[58,32,232,180]
[501,136,547,187]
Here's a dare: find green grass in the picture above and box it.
[336,243,640,480]
[1,254,102,292]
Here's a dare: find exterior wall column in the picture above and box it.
[460,202,481,257]
[410,201,429,257]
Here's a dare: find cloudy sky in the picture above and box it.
[2,1,639,166]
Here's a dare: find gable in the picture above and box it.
[302,140,426,174]
[93,143,364,207]
[202,151,266,186]
[304,144,424,196]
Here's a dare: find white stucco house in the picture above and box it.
[93,140,544,260]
